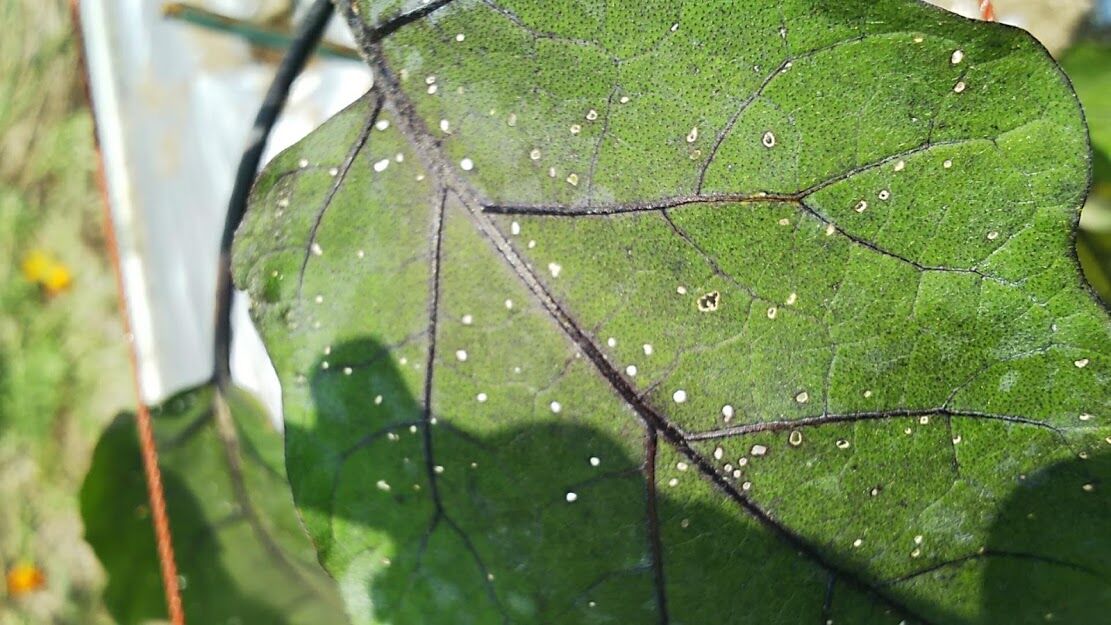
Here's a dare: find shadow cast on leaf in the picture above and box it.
[288,338,1110,625]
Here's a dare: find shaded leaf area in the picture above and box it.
[233,1,1111,623]
[80,386,346,625]
[285,339,1111,625]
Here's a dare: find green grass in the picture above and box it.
[0,1,129,622]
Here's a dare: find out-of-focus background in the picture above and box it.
[0,1,1108,623]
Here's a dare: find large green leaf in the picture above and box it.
[233,1,1110,623]
[80,386,346,625]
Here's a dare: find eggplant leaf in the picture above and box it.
[80,386,346,625]
[234,1,1110,623]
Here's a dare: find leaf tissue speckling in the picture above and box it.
[233,1,1109,623]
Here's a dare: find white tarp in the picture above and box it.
[80,0,370,423]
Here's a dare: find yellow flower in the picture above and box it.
[5,562,46,596]
[20,249,72,295]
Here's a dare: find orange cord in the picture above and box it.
[68,2,186,623]
[980,0,997,21]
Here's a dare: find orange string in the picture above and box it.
[980,0,997,21]
[68,2,186,623]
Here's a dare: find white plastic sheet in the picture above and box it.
[80,0,370,423]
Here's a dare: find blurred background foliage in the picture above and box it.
[0,0,1108,623]
[0,0,129,622]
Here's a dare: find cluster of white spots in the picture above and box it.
[767,306,778,319]
[548,262,562,278]
[1075,358,1090,368]
[565,491,578,502]
[310,242,324,256]
[455,349,468,362]
[795,391,809,404]
[589,456,601,467]
[943,159,953,169]
[835,438,851,449]
[854,200,868,213]
[476,392,488,403]
[460,157,474,171]
[672,389,688,403]
[626,365,638,376]
[750,444,768,456]
[953,81,967,94]
[425,75,437,95]
[461,314,473,325]
[788,430,803,446]
[878,189,891,201]
[721,405,735,421]
[762,131,776,148]
[373,158,390,173]
[686,127,699,143]
[643,343,654,356]
[549,401,562,413]
[570,124,582,135]
[951,49,965,65]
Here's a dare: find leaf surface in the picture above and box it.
[80,386,346,625]
[233,1,1111,623]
